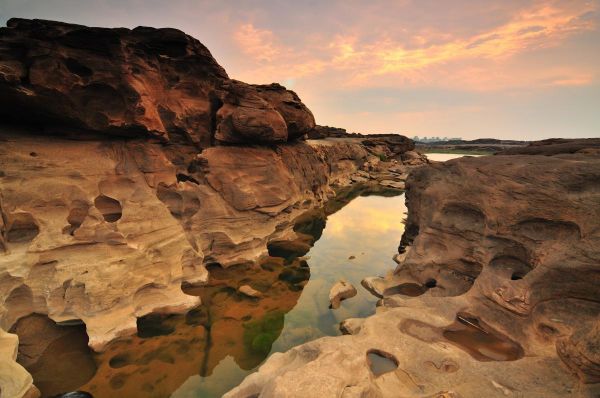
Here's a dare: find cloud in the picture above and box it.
[230,1,598,91]
[233,23,280,62]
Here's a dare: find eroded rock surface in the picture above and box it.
[227,151,600,397]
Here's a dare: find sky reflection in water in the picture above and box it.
[173,193,407,397]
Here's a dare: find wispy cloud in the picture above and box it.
[231,1,598,91]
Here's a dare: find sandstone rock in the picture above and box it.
[0,329,38,398]
[0,18,314,146]
[329,280,357,309]
[238,285,262,298]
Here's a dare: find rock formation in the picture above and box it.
[0,18,421,398]
[227,148,600,397]
[0,18,315,146]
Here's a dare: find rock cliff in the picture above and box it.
[0,18,314,146]
[227,149,600,397]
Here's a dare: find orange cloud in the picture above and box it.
[231,1,598,91]
[233,23,280,62]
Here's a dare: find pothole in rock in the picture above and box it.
[94,195,122,223]
[383,283,428,297]
[366,349,399,377]
[10,314,96,397]
[442,312,524,361]
[6,212,39,243]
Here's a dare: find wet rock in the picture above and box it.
[329,280,357,309]
[238,285,262,298]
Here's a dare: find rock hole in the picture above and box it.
[176,173,200,185]
[513,218,581,241]
[489,255,532,280]
[29,151,38,157]
[366,349,399,377]
[425,279,437,288]
[63,201,89,235]
[6,212,39,243]
[109,353,132,369]
[383,283,427,297]
[156,183,183,218]
[94,195,122,222]
[137,313,178,338]
[442,312,524,361]
[11,314,96,397]
[65,58,93,77]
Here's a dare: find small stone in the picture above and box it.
[349,255,356,260]
[329,280,357,309]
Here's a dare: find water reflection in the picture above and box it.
[15,185,407,398]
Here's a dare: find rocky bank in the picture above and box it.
[227,144,600,397]
[0,19,422,398]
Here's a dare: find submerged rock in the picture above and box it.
[329,280,357,309]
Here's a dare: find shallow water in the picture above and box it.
[443,313,524,362]
[426,153,483,162]
[367,350,399,377]
[18,190,407,398]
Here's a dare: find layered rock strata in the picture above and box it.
[227,150,600,397]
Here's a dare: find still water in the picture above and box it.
[426,153,482,162]
[16,189,407,398]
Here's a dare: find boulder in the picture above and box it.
[0,18,315,146]
[329,280,357,309]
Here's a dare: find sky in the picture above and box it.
[1,0,599,140]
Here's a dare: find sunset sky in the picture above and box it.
[1,0,599,139]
